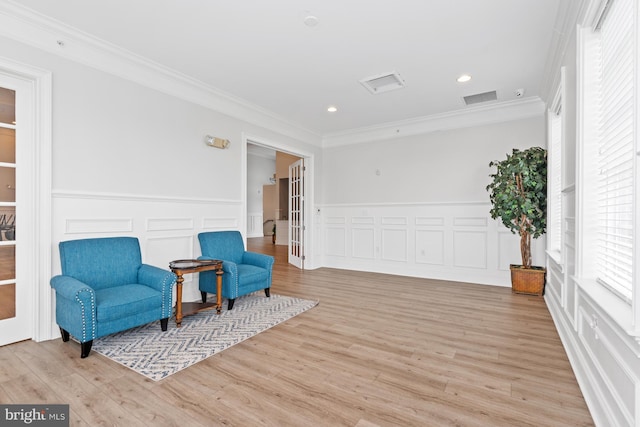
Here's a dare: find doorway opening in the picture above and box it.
[244,137,313,270]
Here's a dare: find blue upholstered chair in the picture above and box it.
[198,231,274,310]
[50,237,176,358]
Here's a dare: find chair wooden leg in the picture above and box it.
[59,327,69,342]
[160,318,168,331]
[227,299,235,310]
[80,340,93,358]
[265,288,270,297]
[201,291,207,303]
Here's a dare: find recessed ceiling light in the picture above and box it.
[327,106,338,113]
[457,74,472,83]
[303,15,319,27]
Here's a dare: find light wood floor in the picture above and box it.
[0,237,594,426]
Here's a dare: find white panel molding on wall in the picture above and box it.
[452,230,487,269]
[146,218,194,232]
[246,211,264,238]
[546,278,640,427]
[381,228,408,263]
[319,201,545,287]
[203,217,240,230]
[415,230,445,265]
[50,190,244,337]
[64,218,133,234]
[352,228,375,260]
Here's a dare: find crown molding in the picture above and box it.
[540,0,586,103]
[0,1,322,146]
[322,97,546,148]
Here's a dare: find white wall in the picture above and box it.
[0,35,323,340]
[323,117,545,204]
[320,117,547,286]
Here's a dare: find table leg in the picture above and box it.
[175,272,184,327]
[216,267,223,314]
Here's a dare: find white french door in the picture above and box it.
[0,78,32,345]
[288,159,304,269]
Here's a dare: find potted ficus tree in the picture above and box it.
[486,146,547,295]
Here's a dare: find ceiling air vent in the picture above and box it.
[463,90,498,105]
[360,72,406,94]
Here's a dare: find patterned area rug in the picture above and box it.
[92,293,318,381]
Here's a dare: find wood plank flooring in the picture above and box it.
[0,237,594,426]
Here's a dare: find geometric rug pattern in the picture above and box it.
[92,292,318,381]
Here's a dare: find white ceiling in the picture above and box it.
[15,0,562,137]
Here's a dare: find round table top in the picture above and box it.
[169,259,222,270]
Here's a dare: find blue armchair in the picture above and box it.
[50,237,176,358]
[198,231,274,310]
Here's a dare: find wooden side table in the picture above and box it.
[169,259,223,327]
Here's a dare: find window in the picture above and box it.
[590,0,636,302]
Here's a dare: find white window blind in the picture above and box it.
[596,0,635,301]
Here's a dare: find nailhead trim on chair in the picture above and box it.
[161,273,174,317]
[75,288,96,342]
[233,267,239,297]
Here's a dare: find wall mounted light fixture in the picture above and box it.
[205,135,230,149]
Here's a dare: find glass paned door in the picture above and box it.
[0,79,31,347]
[288,159,304,269]
[0,87,16,323]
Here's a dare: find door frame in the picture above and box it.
[242,133,316,269]
[0,56,52,342]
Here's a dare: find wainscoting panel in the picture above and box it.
[453,216,487,227]
[146,217,194,232]
[565,270,577,326]
[381,228,408,262]
[325,226,346,257]
[202,217,239,230]
[352,216,375,225]
[320,202,544,287]
[452,230,487,269]
[51,192,243,326]
[65,218,133,234]
[246,211,263,238]
[497,230,522,271]
[146,235,195,269]
[416,216,445,226]
[415,230,444,265]
[547,269,640,426]
[352,228,375,260]
[577,303,635,426]
[546,256,563,306]
[381,216,408,226]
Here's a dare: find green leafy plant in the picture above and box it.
[486,147,547,268]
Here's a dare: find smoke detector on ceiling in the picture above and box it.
[359,72,406,94]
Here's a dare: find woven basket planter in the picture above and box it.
[510,264,546,296]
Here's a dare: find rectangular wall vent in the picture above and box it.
[463,90,498,105]
[360,72,406,94]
